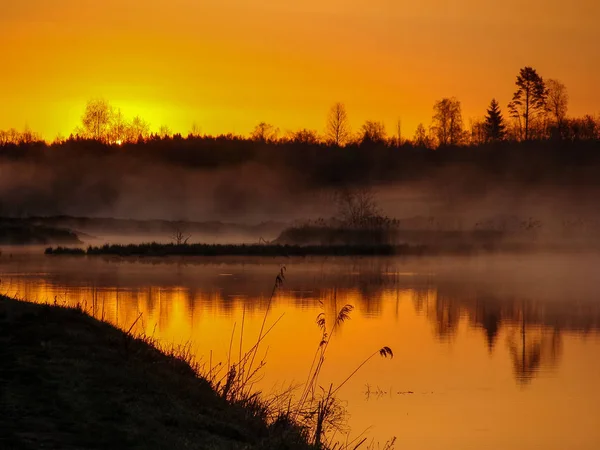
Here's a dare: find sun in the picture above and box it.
[116,139,122,146]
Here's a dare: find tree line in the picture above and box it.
[1,66,598,149]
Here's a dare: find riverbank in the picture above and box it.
[0,295,313,449]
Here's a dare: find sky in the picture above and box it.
[1,0,599,140]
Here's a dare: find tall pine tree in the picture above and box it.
[484,98,506,142]
[507,67,547,141]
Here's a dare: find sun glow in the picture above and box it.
[0,0,598,141]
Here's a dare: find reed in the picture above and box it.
[196,268,395,449]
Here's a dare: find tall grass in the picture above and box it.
[197,267,395,449]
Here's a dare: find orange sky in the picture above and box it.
[1,0,599,140]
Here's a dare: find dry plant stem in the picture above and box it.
[333,346,393,396]
[126,312,143,336]
[239,305,246,365]
[314,384,336,447]
[332,352,379,396]
[245,283,276,384]
[244,267,285,386]
[298,303,353,412]
[227,322,236,372]
[214,313,285,388]
[342,426,373,450]
[352,438,368,450]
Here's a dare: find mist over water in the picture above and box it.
[3,155,600,243]
[2,140,600,237]
[0,159,321,222]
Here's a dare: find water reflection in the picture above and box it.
[3,254,600,448]
[1,254,599,387]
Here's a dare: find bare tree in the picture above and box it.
[82,99,113,142]
[508,67,547,141]
[413,123,431,148]
[7,128,20,143]
[565,115,600,141]
[189,122,202,137]
[431,97,465,146]
[546,79,569,134]
[110,108,129,144]
[469,119,487,145]
[251,122,279,143]
[171,225,191,245]
[289,128,320,144]
[20,125,40,144]
[360,120,387,145]
[326,102,351,146]
[335,188,380,227]
[129,116,150,142]
[159,125,172,139]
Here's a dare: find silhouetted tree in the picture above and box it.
[385,119,404,147]
[52,134,66,145]
[81,99,113,142]
[159,125,172,139]
[335,187,380,227]
[0,126,41,145]
[129,116,150,142]
[326,102,351,146]
[171,226,191,245]
[189,122,202,137]
[110,108,129,144]
[546,79,568,137]
[20,125,40,144]
[360,121,386,145]
[251,122,279,143]
[431,97,465,146]
[289,129,320,144]
[566,115,599,141]
[413,123,431,148]
[469,119,487,145]
[508,67,547,141]
[483,99,506,142]
[7,128,20,143]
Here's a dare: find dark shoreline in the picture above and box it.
[45,243,413,257]
[43,241,598,258]
[0,295,314,449]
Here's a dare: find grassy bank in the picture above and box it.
[0,295,313,450]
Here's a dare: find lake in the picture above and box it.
[1,251,599,449]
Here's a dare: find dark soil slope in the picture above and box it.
[0,296,311,450]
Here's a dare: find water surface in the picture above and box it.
[1,252,599,449]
